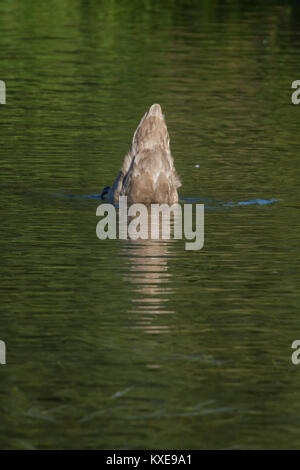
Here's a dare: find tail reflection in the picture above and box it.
[121,212,177,334]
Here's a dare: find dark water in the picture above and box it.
[1,0,300,450]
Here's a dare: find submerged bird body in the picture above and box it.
[102,104,181,205]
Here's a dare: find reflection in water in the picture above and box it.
[121,212,177,333]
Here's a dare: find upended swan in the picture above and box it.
[101,104,181,205]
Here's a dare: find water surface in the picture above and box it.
[1,0,300,450]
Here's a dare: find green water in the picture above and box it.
[1,0,300,450]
